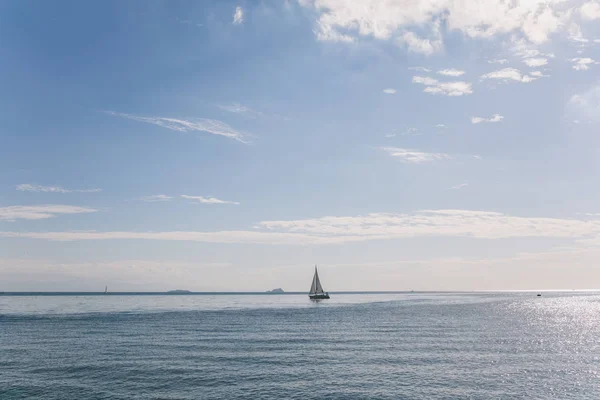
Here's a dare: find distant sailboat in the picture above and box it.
[309,265,330,300]
[104,286,108,294]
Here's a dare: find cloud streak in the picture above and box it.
[0,205,97,221]
[437,69,465,77]
[181,195,240,205]
[481,68,538,83]
[450,183,469,190]
[17,184,101,193]
[381,147,451,163]
[139,195,173,202]
[106,111,248,143]
[412,76,473,96]
[471,114,504,124]
[570,57,598,71]
[7,209,600,245]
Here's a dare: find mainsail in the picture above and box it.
[309,266,325,295]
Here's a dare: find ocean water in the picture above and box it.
[2,292,600,399]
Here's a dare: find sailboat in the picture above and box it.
[104,286,108,294]
[309,265,330,300]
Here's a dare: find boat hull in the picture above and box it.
[309,294,330,300]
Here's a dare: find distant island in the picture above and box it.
[167,289,191,294]
[265,288,284,293]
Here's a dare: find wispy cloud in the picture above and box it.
[17,184,101,193]
[480,68,538,83]
[382,88,396,94]
[488,59,509,64]
[471,114,504,124]
[181,195,240,205]
[258,210,600,241]
[0,230,335,245]
[437,69,465,77]
[529,71,550,78]
[408,66,431,72]
[106,111,248,143]
[139,195,173,202]
[399,30,442,55]
[381,147,450,164]
[233,6,244,25]
[435,124,447,129]
[8,210,600,245]
[217,103,262,118]
[523,57,548,67]
[0,205,97,221]
[412,76,472,96]
[568,84,600,122]
[570,57,598,71]
[450,183,469,190]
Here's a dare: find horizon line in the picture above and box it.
[3,289,600,296]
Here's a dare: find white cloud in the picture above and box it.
[106,111,248,143]
[567,23,589,43]
[471,114,504,124]
[385,133,397,138]
[523,57,548,67]
[570,57,599,70]
[450,182,469,190]
[382,88,397,94]
[233,6,244,25]
[412,76,473,96]
[480,67,538,83]
[397,127,419,136]
[435,124,447,128]
[0,205,97,221]
[258,209,600,241]
[580,1,600,20]
[529,70,550,77]
[217,103,261,118]
[408,66,431,72]
[17,184,101,193]
[437,69,466,76]
[399,29,442,55]
[568,85,600,121]
[488,59,509,64]
[8,209,600,245]
[139,195,173,202]
[298,0,577,53]
[381,147,451,163]
[0,230,340,245]
[181,195,240,205]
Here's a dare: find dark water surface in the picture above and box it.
[2,292,600,399]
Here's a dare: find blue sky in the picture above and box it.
[2,0,600,291]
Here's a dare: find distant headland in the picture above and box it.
[265,288,284,293]
[167,289,192,294]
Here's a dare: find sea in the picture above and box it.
[1,291,600,399]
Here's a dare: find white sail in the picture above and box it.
[309,266,325,295]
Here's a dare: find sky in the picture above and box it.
[2,0,600,292]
